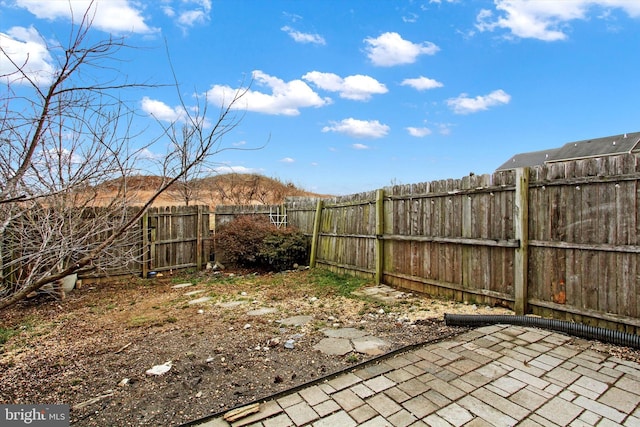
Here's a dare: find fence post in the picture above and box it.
[514,167,530,315]
[141,211,149,278]
[375,189,385,285]
[196,205,203,270]
[309,199,323,268]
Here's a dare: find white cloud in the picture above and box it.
[178,10,207,27]
[303,71,388,101]
[280,157,295,163]
[0,26,54,86]
[402,13,419,23]
[407,127,433,137]
[322,118,390,139]
[352,143,370,150]
[401,76,444,91]
[281,26,326,45]
[446,89,511,114]
[476,0,640,41]
[364,32,439,66]
[168,0,212,29]
[137,148,164,160]
[232,140,247,147]
[162,5,176,18]
[210,165,261,174]
[16,0,158,34]
[206,70,331,116]
[141,97,187,122]
[438,123,453,135]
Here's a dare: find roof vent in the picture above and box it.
[613,141,616,145]
[624,133,628,138]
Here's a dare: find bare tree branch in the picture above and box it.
[0,2,249,310]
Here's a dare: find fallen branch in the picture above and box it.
[115,342,132,354]
[73,391,115,410]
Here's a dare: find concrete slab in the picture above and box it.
[352,336,390,356]
[313,338,353,356]
[188,296,212,305]
[217,301,248,308]
[322,328,368,339]
[278,315,314,326]
[247,308,278,316]
[184,290,205,296]
[172,283,195,289]
[353,284,411,303]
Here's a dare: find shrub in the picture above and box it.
[214,215,274,267]
[258,229,309,271]
[214,215,309,271]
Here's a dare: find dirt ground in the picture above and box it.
[1,269,638,427]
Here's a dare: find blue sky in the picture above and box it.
[2,1,640,195]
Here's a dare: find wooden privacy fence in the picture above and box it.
[280,153,640,333]
[85,205,210,281]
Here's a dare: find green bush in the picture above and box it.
[259,229,309,271]
[214,215,309,271]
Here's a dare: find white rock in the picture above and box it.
[197,309,204,314]
[377,308,385,314]
[244,324,251,329]
[240,291,247,296]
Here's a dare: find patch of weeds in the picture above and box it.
[128,314,177,328]
[212,275,244,286]
[309,269,369,297]
[311,321,327,331]
[89,306,104,315]
[0,327,18,346]
[127,315,152,328]
[346,354,359,363]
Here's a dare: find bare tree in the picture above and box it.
[0,4,247,310]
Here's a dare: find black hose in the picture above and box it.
[444,314,640,349]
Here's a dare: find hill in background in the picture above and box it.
[95,173,328,208]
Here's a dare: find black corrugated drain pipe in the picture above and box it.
[444,314,640,350]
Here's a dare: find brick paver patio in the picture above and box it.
[192,325,640,426]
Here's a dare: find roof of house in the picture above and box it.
[496,131,640,171]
